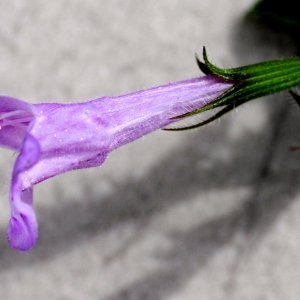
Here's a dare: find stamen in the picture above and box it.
[0,110,28,120]
[0,110,33,130]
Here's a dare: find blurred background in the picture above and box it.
[0,1,299,299]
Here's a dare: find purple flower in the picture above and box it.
[0,75,232,251]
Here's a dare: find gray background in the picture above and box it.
[0,1,299,299]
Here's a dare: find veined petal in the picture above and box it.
[8,134,40,251]
[7,188,37,251]
[92,75,233,149]
[19,102,111,188]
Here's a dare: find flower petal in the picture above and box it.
[7,134,40,251]
[20,102,111,187]
[0,96,34,150]
[7,188,37,251]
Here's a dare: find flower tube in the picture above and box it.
[0,75,232,251]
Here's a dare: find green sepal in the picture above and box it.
[199,46,300,81]
[167,48,300,130]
